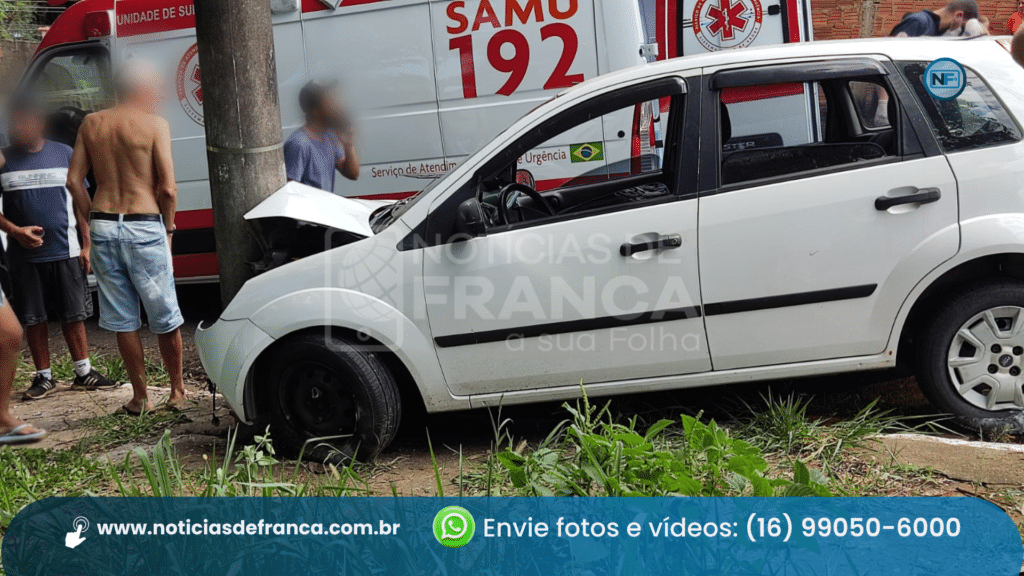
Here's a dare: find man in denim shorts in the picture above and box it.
[67,61,186,415]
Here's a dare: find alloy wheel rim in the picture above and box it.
[947,306,1024,412]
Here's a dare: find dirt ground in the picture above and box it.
[6,284,1023,500]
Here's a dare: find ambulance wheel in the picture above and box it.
[263,333,402,464]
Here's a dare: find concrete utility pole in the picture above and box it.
[194,0,286,305]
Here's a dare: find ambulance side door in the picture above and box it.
[301,0,445,198]
[429,0,604,188]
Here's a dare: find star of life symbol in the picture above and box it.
[191,65,203,105]
[708,0,748,40]
[692,0,763,52]
[176,43,204,126]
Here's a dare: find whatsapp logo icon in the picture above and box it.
[432,506,475,548]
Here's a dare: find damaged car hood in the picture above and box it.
[244,182,395,238]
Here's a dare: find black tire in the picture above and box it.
[262,333,401,464]
[916,279,1024,435]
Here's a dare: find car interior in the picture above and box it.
[474,95,683,230]
[720,76,899,186]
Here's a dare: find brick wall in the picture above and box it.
[813,0,1020,40]
[0,41,40,94]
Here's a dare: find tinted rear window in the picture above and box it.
[900,61,1022,153]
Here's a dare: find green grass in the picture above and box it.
[77,409,190,452]
[0,426,371,537]
[0,448,105,531]
[736,392,914,471]
[111,428,367,498]
[465,389,832,498]
[0,379,1020,547]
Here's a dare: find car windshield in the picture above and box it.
[28,48,114,113]
[370,175,444,233]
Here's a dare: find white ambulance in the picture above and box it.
[22,0,810,281]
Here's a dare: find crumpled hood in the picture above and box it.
[244,181,395,238]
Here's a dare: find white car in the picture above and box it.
[197,37,1024,462]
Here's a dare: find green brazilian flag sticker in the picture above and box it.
[570,142,604,163]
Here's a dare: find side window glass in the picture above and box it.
[31,52,114,112]
[900,62,1021,152]
[720,78,897,187]
[517,99,670,192]
[479,90,680,230]
[849,80,892,129]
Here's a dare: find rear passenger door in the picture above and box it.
[697,58,959,370]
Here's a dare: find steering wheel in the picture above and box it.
[50,106,90,147]
[497,182,556,225]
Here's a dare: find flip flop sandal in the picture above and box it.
[115,405,145,417]
[0,424,46,445]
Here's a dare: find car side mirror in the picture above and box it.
[455,198,488,241]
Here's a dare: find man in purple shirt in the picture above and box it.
[284,81,360,193]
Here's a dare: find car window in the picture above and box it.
[720,77,897,187]
[30,51,114,112]
[516,99,670,192]
[899,62,1021,153]
[849,80,891,129]
[476,89,680,230]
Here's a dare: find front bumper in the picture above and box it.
[195,318,275,424]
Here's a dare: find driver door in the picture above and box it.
[421,76,711,398]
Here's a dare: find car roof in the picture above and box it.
[398,37,1016,225]
[567,36,1012,98]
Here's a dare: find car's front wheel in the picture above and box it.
[916,280,1024,435]
[262,333,402,464]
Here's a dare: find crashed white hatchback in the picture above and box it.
[198,38,1024,462]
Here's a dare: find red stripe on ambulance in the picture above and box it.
[37,0,113,53]
[784,0,801,42]
[175,209,214,230]
[173,253,219,279]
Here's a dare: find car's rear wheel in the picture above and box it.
[916,280,1024,435]
[263,333,401,464]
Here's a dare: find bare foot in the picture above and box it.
[119,399,154,416]
[164,395,194,413]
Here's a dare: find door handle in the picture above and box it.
[620,234,683,257]
[875,188,941,211]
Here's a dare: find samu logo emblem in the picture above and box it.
[176,43,204,126]
[693,0,763,51]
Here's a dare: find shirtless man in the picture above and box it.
[67,61,185,415]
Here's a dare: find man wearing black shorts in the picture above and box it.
[0,102,116,400]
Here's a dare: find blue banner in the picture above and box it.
[3,497,1021,575]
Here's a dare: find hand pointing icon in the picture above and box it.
[65,517,89,549]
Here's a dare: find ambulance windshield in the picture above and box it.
[23,47,113,148]
[29,48,114,113]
